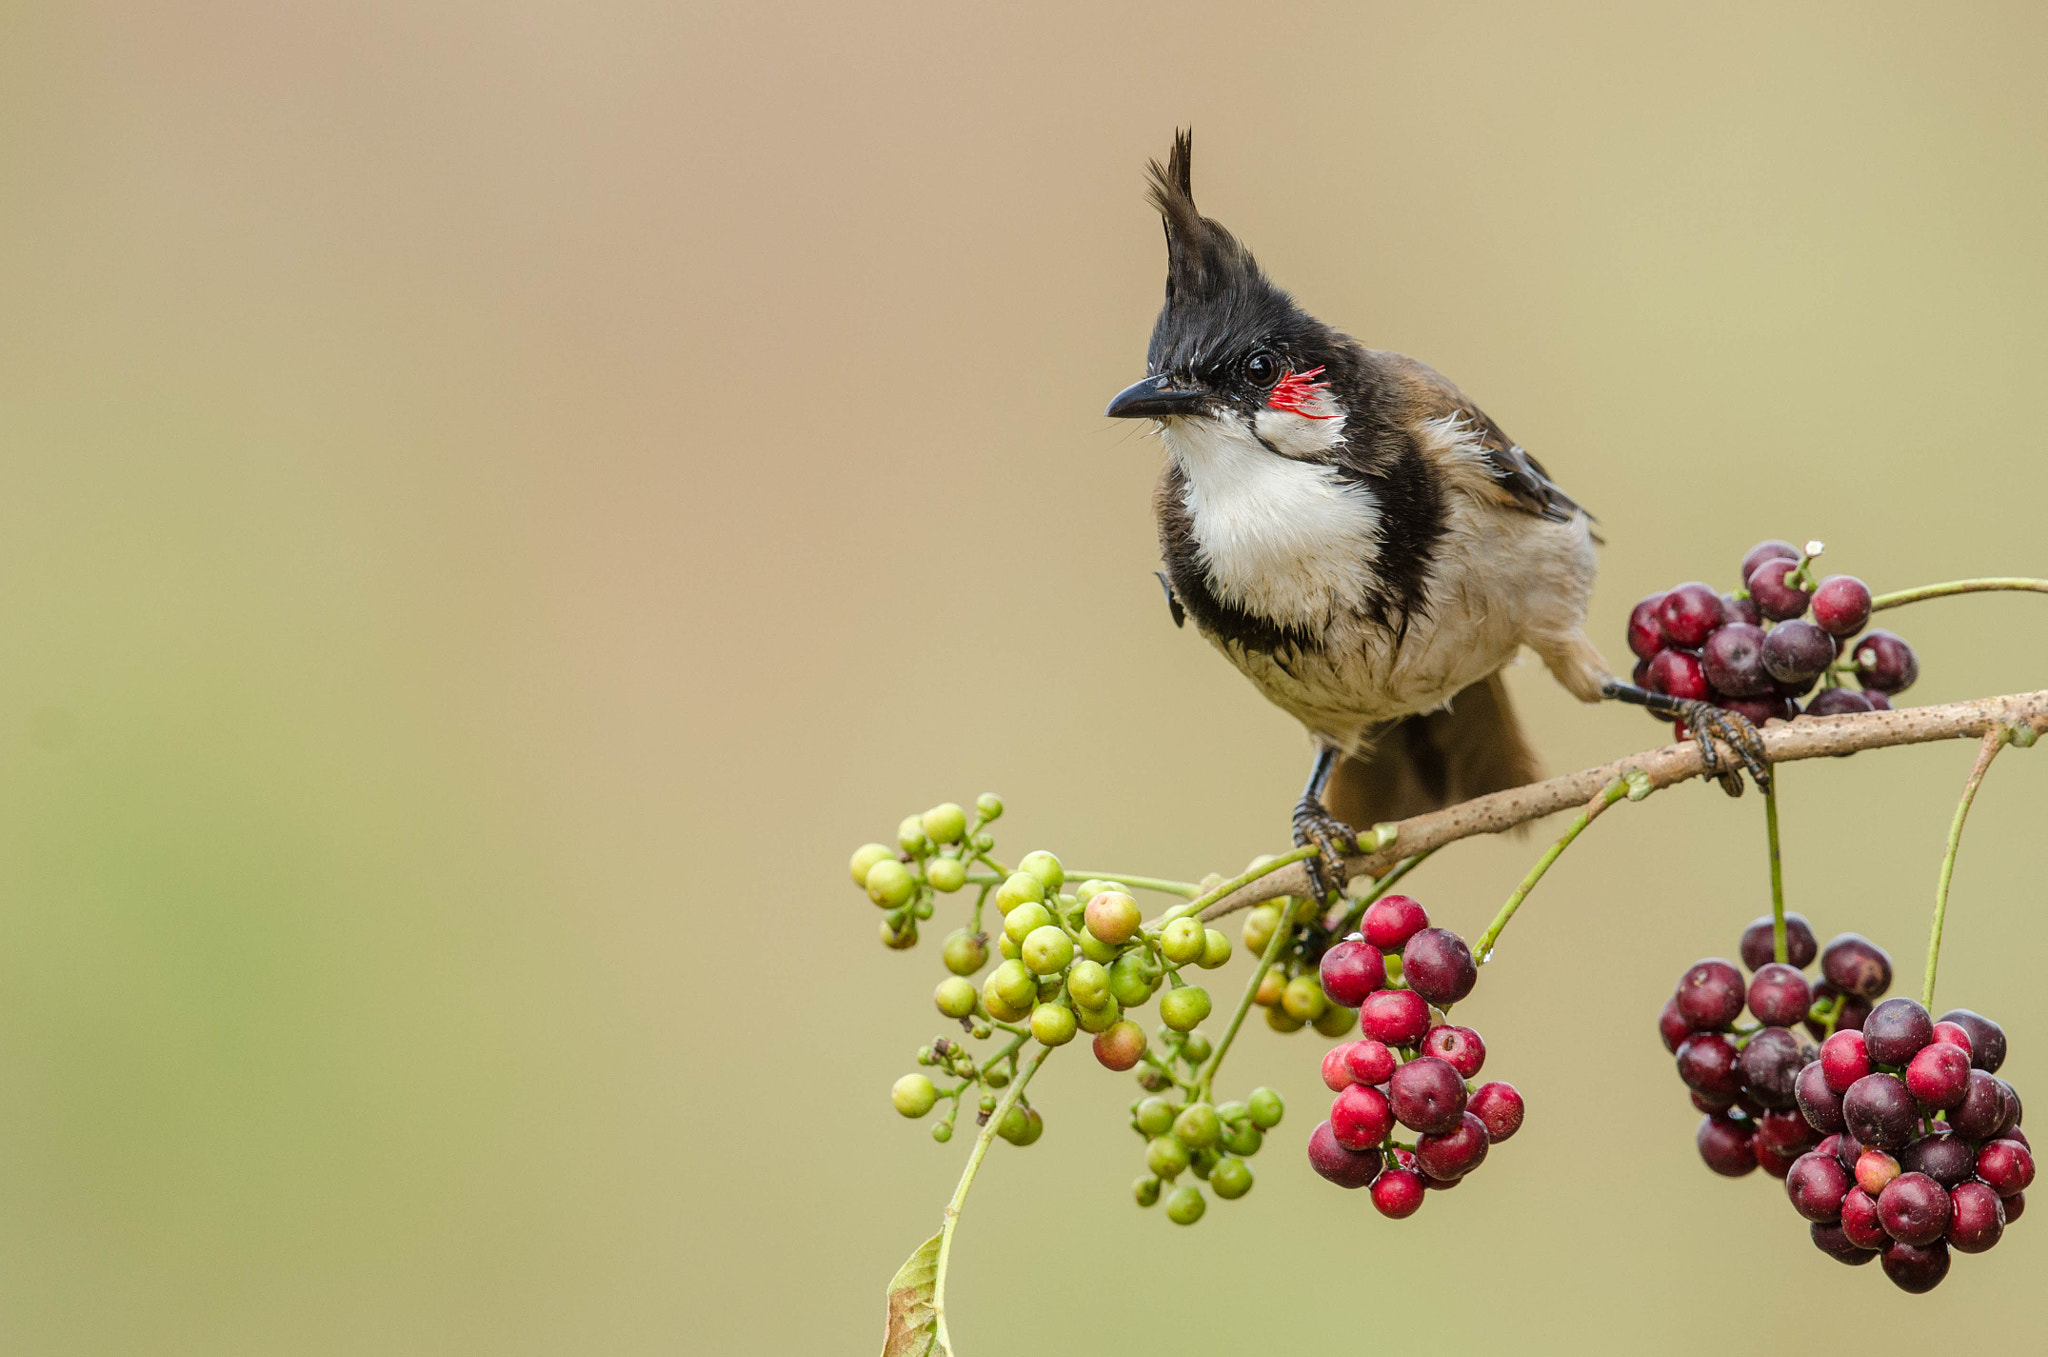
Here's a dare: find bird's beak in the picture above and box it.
[1104,373,1208,420]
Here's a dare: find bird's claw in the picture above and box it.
[1675,700,1773,797]
[1292,798,1357,903]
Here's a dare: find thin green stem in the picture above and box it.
[1473,777,1634,963]
[1764,779,1787,964]
[1156,845,1320,928]
[1923,729,2009,1010]
[1197,895,1302,1102]
[930,1043,1053,1349]
[1332,850,1436,936]
[1062,871,1202,899]
[1871,578,2048,611]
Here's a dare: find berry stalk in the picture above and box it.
[1922,729,2011,1010]
[1058,871,1201,899]
[1871,577,2048,611]
[1155,843,1322,929]
[1197,894,1304,1102]
[1764,779,1788,965]
[929,1043,1055,1348]
[1473,774,1639,964]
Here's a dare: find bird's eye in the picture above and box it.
[1243,351,1280,388]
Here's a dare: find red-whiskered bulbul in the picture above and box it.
[1106,132,1765,898]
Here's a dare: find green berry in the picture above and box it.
[916,1046,935,1065]
[879,918,919,950]
[1159,986,1212,1032]
[1216,1100,1249,1123]
[898,816,932,858]
[1210,1157,1253,1200]
[1075,880,1109,904]
[988,958,1036,1008]
[1242,904,1281,955]
[911,897,934,920]
[1075,996,1123,1034]
[1030,1002,1078,1047]
[971,832,995,852]
[892,1074,938,1118]
[979,1094,998,1114]
[996,1104,1031,1143]
[1280,974,1327,1022]
[1199,929,1232,969]
[1083,890,1143,947]
[1179,1031,1212,1064]
[1313,1003,1358,1038]
[941,930,987,976]
[1263,1004,1304,1032]
[1036,974,1062,1003]
[1017,850,1064,892]
[865,858,916,909]
[975,792,1004,820]
[1253,969,1286,1007]
[1136,1096,1178,1137]
[1165,1183,1206,1225]
[926,856,967,893]
[1161,917,1206,965]
[1133,1175,1161,1208]
[1022,925,1074,976]
[849,843,894,888]
[1108,952,1159,1008]
[933,976,977,1019]
[921,803,968,845]
[994,872,1045,915]
[1222,1120,1263,1157]
[1173,1102,1221,1149]
[1135,1067,1171,1092]
[984,1067,1009,1088]
[932,1121,953,1143]
[1077,932,1120,964]
[1066,958,1111,1009]
[997,933,1022,961]
[1002,900,1052,946]
[1189,1146,1219,1180]
[1247,1087,1284,1129]
[1146,1133,1190,1179]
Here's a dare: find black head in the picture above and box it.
[1106,131,1337,421]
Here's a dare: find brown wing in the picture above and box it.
[1323,672,1544,828]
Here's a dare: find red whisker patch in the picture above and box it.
[1266,366,1336,418]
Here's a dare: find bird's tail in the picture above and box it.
[1323,671,1544,831]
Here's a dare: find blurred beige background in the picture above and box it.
[4,2,2047,1353]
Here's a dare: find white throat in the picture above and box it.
[1162,411,1381,627]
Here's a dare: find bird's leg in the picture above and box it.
[1292,745,1358,903]
[1601,679,1772,796]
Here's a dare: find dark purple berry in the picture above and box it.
[1786,1150,1852,1222]
[1696,1113,1757,1177]
[1318,937,1385,1008]
[1691,1087,1735,1114]
[1753,1110,1818,1177]
[1901,1132,1976,1188]
[1676,1034,1743,1102]
[1748,964,1812,1027]
[1746,557,1812,621]
[1718,696,1793,726]
[1820,934,1892,1000]
[1388,1056,1468,1135]
[1802,687,1873,717]
[1843,1073,1918,1150]
[1657,583,1724,648]
[1810,1221,1877,1265]
[1741,539,1801,581]
[1306,1120,1382,1188]
[1878,1171,1953,1246]
[1880,1238,1951,1293]
[1701,623,1772,697]
[1761,619,1834,685]
[1627,594,1667,660]
[1401,928,1476,1006]
[1648,649,1709,702]
[1796,1061,1846,1134]
[1415,1111,1490,1180]
[1674,959,1745,1030]
[1864,690,1892,710]
[1951,1070,2009,1140]
[1737,1026,1808,1109]
[1863,997,1933,1066]
[1658,997,1689,1053]
[2007,1190,2028,1224]
[1852,630,1918,694]
[1811,575,1872,636]
[1935,1008,2006,1072]
[1947,1180,2005,1253]
[1739,913,1817,970]
[1467,1082,1523,1142]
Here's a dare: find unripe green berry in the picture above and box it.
[969,1021,991,1039]
[988,958,1036,1008]
[1076,995,1123,1033]
[1242,904,1280,954]
[926,856,967,893]
[1133,1175,1161,1207]
[921,803,968,845]
[975,792,1004,821]
[933,976,977,1019]
[1159,985,1211,1032]
[1022,925,1074,976]
[880,918,919,950]
[1003,900,1052,946]
[866,858,916,909]
[1030,1002,1078,1047]
[1135,1067,1171,1092]
[971,832,995,852]
[911,897,933,920]
[941,929,987,976]
[1280,975,1328,1022]
[1161,917,1206,965]
[1077,932,1120,964]
[996,1104,1031,1144]
[1252,969,1285,1007]
[1165,1183,1206,1225]
[1210,1157,1253,1200]
[849,843,894,888]
[1173,1102,1221,1149]
[1313,1003,1357,1038]
[1036,974,1062,1003]
[1199,929,1232,969]
[997,933,1022,961]
[1383,954,1405,987]
[1136,1096,1178,1137]
[916,1045,935,1065]
[979,1094,998,1114]
[1264,1003,1304,1032]
[1189,1145,1219,1180]
[994,872,1045,915]
[1017,850,1064,892]
[892,1074,938,1118]
[1216,1100,1249,1124]
[1108,952,1158,1008]
[1066,958,1111,1009]
[1222,1120,1263,1157]
[1247,1087,1284,1129]
[1146,1133,1191,1178]
[1084,891,1143,947]
[897,816,932,858]
[1179,1031,1212,1064]
[932,1121,953,1143]
[984,1067,1009,1088]
[1075,880,1109,905]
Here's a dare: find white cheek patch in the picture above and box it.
[1253,405,1348,460]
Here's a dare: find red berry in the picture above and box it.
[1904,1043,1971,1110]
[1421,1024,1485,1078]
[1387,1056,1468,1135]
[1696,1113,1757,1177]
[1359,988,1430,1047]
[1840,1186,1886,1249]
[1306,1120,1383,1188]
[1935,1008,2006,1072]
[1674,958,1745,1029]
[1318,936,1386,1008]
[1416,1111,1490,1180]
[1330,1082,1394,1150]
[1786,1150,1852,1222]
[1361,895,1429,952]
[1658,997,1690,1053]
[1745,557,1812,622]
[1342,1040,1397,1086]
[1978,1140,2035,1198]
[1320,1045,1355,1092]
[1627,594,1667,660]
[1947,1180,2005,1253]
[1855,1149,1902,1196]
[1928,1021,1974,1057]
[1467,1081,1524,1143]
[1657,583,1725,648]
[1370,1167,1426,1218]
[1676,1033,1743,1101]
[1747,964,1812,1027]
[1878,1171,1952,1246]
[1647,649,1709,701]
[2007,1190,2028,1224]
[1402,929,1476,1006]
[1753,1110,1817,1177]
[1811,575,1872,636]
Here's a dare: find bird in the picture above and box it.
[1105,131,1765,900]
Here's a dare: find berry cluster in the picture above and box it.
[1130,1081,1282,1225]
[1664,915,1890,1181]
[1239,898,1358,1038]
[1785,1002,2029,1291]
[1627,539,1918,732]
[1302,896,1525,1216]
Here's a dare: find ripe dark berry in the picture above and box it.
[1658,997,1690,1053]
[1657,582,1725,648]
[1852,630,1919,695]
[1978,1140,2035,1197]
[1676,1033,1743,1102]
[1811,575,1872,636]
[1647,649,1709,701]
[1935,1008,2006,1072]
[1318,937,1386,1008]
[1362,895,1429,952]
[1627,594,1667,659]
[1402,929,1477,1006]
[1342,1039,1397,1086]
[1820,934,1893,1000]
[1754,1110,1818,1177]
[1795,1061,1846,1133]
[1739,912,1818,970]
[1863,997,1933,1066]
[1330,1083,1394,1150]
[1843,1074,1918,1150]
[1786,1151,1852,1222]
[1761,620,1834,685]
[1746,557,1813,622]
[1416,1111,1490,1180]
[1306,1120,1383,1188]
[1877,1172,1952,1246]
[1803,687,1874,718]
[1901,1132,1975,1189]
[1904,1042,1971,1109]
[1748,964,1813,1027]
[1947,1180,2005,1253]
[1950,1070,2009,1140]
[1388,1056,1468,1135]
[1371,1167,1426,1218]
[1864,690,1893,710]
[2007,1191,2028,1224]
[1467,1081,1524,1143]
[1359,989,1430,1047]
[1812,1221,1877,1265]
[1737,1027,1809,1109]
[1722,592,1761,627]
[1691,1087,1735,1114]
[1719,696,1794,726]
[1422,1025,1485,1078]
[1998,1080,2022,1135]
[1841,1186,1886,1249]
[1696,1113,1757,1177]
[1675,959,1746,1029]
[1741,539,1801,581]
[1879,1238,1951,1293]
[1702,623,1773,697]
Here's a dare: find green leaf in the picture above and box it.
[881,1230,950,1357]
